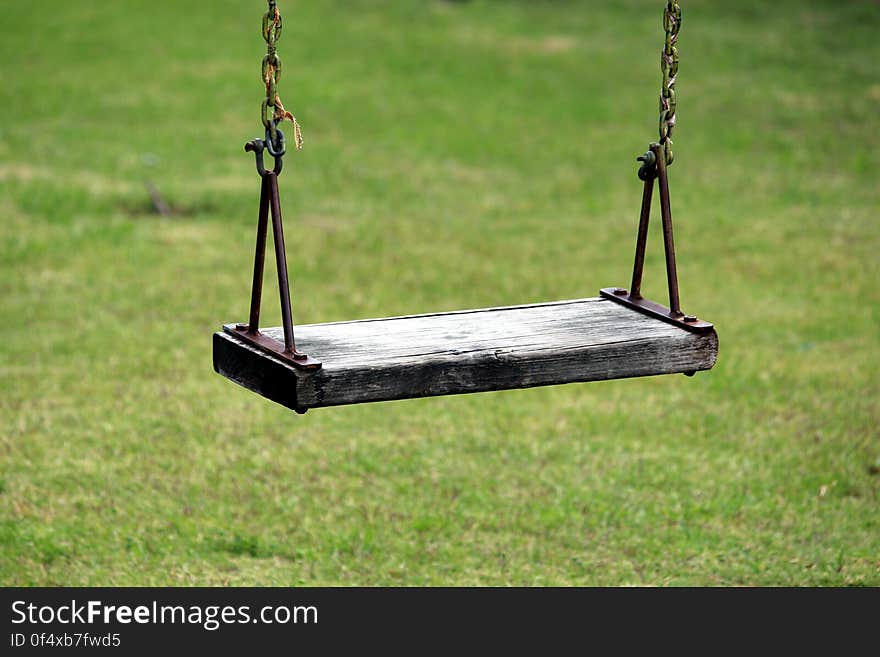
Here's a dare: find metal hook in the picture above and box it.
[245,134,284,176]
[265,127,286,158]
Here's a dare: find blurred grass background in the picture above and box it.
[1,0,878,585]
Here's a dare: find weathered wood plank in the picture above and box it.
[213,297,718,412]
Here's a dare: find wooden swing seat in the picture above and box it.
[213,296,718,413]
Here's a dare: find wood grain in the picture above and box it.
[213,297,718,411]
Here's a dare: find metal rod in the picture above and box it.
[266,171,298,354]
[246,174,271,335]
[629,172,655,300]
[654,144,683,318]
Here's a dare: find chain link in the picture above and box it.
[261,0,302,151]
[658,1,681,166]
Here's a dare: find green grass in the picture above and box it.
[1,0,878,586]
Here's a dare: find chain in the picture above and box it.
[658,1,681,166]
[261,0,303,152]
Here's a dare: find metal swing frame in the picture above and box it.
[600,142,713,334]
[229,135,321,371]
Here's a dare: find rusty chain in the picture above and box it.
[658,1,681,166]
[261,0,302,152]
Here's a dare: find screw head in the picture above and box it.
[683,315,698,323]
[613,287,628,296]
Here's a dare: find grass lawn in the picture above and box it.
[1,0,878,585]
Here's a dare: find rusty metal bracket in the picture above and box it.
[230,139,321,372]
[599,288,712,333]
[602,142,713,335]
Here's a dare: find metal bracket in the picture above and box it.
[230,139,321,372]
[602,142,713,335]
[227,324,321,370]
[599,288,713,333]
